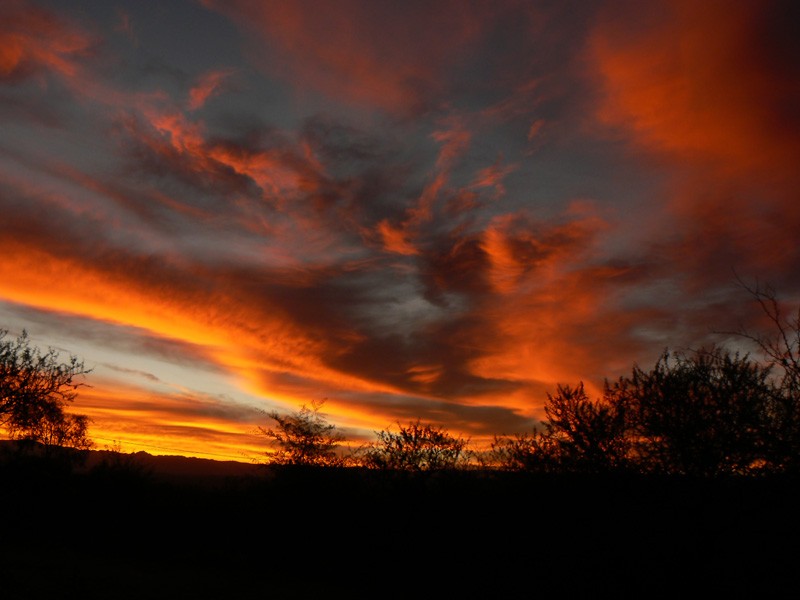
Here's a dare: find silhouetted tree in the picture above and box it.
[489,430,555,472]
[541,382,632,473]
[493,347,776,477]
[606,347,773,477]
[259,398,344,466]
[728,278,800,472]
[362,419,472,471]
[0,329,92,456]
[490,382,631,474]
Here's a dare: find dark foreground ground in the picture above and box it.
[2,458,799,599]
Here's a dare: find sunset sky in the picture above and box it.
[1,0,798,462]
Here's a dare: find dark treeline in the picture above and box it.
[2,281,800,597]
[253,343,800,480]
[490,344,800,477]
[3,438,799,598]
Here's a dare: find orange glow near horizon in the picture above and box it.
[74,383,267,462]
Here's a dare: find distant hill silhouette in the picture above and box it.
[2,440,800,598]
[84,448,263,482]
[0,440,262,484]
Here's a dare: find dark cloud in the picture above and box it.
[0,89,67,127]
[202,0,500,117]
[422,235,492,301]
[116,111,264,200]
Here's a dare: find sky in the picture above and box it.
[1,0,798,462]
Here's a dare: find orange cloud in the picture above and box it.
[471,161,517,201]
[590,0,800,182]
[0,1,94,81]
[128,107,304,200]
[406,364,444,386]
[187,69,235,111]
[0,2,160,112]
[589,0,800,280]
[0,215,415,439]
[481,210,607,295]
[377,220,418,256]
[400,197,654,435]
[121,106,371,264]
[376,117,472,255]
[444,209,648,413]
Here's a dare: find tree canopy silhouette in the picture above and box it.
[607,347,773,477]
[726,278,800,472]
[258,398,345,466]
[0,329,92,455]
[491,382,631,474]
[362,419,472,471]
[493,346,778,477]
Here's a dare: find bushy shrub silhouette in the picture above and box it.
[727,278,800,473]
[608,347,773,476]
[361,419,472,471]
[0,329,92,465]
[258,398,345,466]
[491,382,631,474]
[494,347,777,477]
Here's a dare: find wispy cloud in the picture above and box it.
[187,68,235,111]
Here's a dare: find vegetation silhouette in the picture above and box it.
[490,381,631,474]
[485,278,800,479]
[725,276,800,472]
[87,440,156,486]
[257,397,346,467]
[490,346,779,477]
[0,328,92,468]
[361,418,473,471]
[3,281,800,597]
